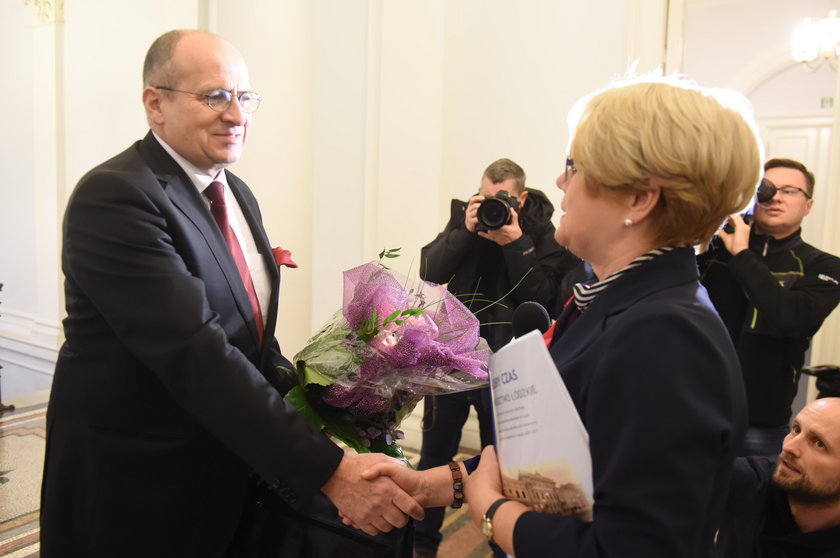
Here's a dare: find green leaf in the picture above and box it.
[295,344,362,387]
[377,247,402,268]
[293,318,363,386]
[356,308,380,342]
[285,388,412,468]
[294,315,353,364]
[284,386,326,431]
[377,246,400,259]
[326,422,368,453]
[298,362,337,387]
[368,438,411,467]
[381,309,402,328]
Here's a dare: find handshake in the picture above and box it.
[321,446,522,555]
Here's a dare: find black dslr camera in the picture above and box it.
[476,191,520,232]
[722,177,776,233]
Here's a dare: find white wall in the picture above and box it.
[0,1,201,398]
[0,0,640,398]
[3,0,839,417]
[305,0,668,336]
[0,1,46,397]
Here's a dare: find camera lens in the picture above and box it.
[756,178,776,204]
[477,198,511,230]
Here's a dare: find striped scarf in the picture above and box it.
[572,246,675,312]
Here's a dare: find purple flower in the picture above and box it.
[291,260,490,455]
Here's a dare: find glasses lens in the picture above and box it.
[238,92,261,113]
[206,90,233,111]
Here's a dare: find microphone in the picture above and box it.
[512,301,551,338]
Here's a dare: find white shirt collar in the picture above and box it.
[149,132,270,328]
[152,131,229,194]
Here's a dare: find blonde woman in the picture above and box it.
[362,75,763,558]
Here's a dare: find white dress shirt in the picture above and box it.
[153,132,270,326]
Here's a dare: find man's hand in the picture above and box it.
[321,453,424,536]
[466,195,523,245]
[360,460,459,509]
[464,194,485,233]
[716,213,751,255]
[479,207,523,246]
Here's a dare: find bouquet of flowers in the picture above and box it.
[284,249,490,463]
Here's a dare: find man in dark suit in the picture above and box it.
[39,29,421,558]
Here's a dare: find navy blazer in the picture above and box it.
[514,248,747,557]
[40,132,343,557]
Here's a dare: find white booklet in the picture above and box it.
[489,329,593,521]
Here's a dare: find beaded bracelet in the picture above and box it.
[448,461,464,508]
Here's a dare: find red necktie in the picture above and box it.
[204,181,264,343]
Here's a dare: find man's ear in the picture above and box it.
[142,86,165,126]
[518,190,529,209]
[803,197,814,217]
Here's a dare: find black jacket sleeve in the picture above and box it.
[419,199,478,285]
[727,247,840,337]
[61,166,343,507]
[500,219,578,315]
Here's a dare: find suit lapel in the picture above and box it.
[225,170,282,356]
[138,133,263,348]
[549,248,698,369]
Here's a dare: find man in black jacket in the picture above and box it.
[699,158,840,457]
[414,158,578,557]
[715,397,840,557]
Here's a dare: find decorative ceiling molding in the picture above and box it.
[23,0,64,26]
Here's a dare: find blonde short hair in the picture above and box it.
[568,75,763,247]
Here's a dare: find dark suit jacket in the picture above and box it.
[513,248,747,557]
[40,132,343,557]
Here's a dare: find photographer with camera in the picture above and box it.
[699,158,840,457]
[415,158,578,557]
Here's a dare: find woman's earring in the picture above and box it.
[624,218,633,227]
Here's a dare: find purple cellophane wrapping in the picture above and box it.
[319,262,489,417]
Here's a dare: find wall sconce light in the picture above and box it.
[792,10,840,71]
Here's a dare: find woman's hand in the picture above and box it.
[464,445,506,523]
[465,445,529,556]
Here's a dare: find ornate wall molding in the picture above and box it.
[23,0,64,26]
[0,307,58,400]
[0,307,60,375]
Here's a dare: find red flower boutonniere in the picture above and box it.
[272,246,299,268]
